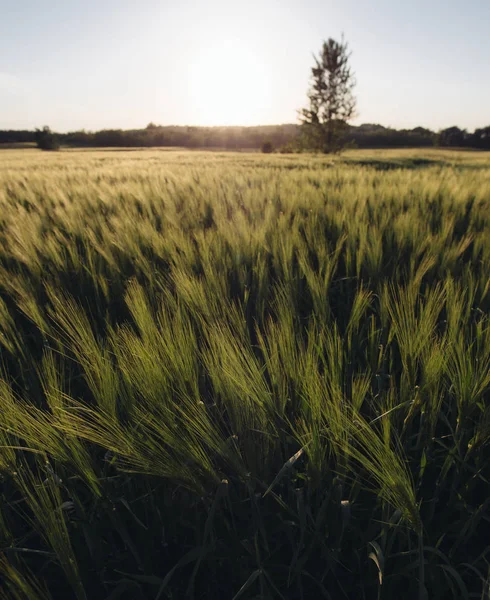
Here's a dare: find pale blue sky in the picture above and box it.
[1,0,489,131]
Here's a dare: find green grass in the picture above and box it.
[0,147,489,599]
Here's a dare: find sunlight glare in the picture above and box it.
[188,39,272,126]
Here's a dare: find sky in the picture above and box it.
[1,0,489,132]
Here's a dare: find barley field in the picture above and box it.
[0,148,489,599]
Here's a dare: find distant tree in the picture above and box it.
[261,141,274,153]
[299,36,356,153]
[411,126,433,136]
[357,123,387,133]
[35,126,60,151]
[438,126,467,148]
[472,126,490,149]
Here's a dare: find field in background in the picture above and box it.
[0,148,489,599]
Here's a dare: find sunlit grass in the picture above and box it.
[0,147,489,599]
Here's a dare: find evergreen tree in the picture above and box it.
[300,37,356,153]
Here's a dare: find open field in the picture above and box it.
[0,148,489,599]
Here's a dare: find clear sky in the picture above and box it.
[1,0,489,132]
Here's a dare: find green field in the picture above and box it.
[0,148,489,599]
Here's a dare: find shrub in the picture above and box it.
[279,142,296,153]
[35,126,60,151]
[261,140,274,153]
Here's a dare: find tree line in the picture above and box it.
[1,122,489,151]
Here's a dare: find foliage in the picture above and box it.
[261,140,274,153]
[438,126,470,148]
[3,123,490,150]
[300,37,356,153]
[473,126,490,149]
[0,148,489,599]
[34,126,60,151]
[278,142,298,153]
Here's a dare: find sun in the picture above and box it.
[187,39,272,126]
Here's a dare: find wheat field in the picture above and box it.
[0,148,489,599]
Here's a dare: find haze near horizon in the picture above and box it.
[1,0,489,132]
